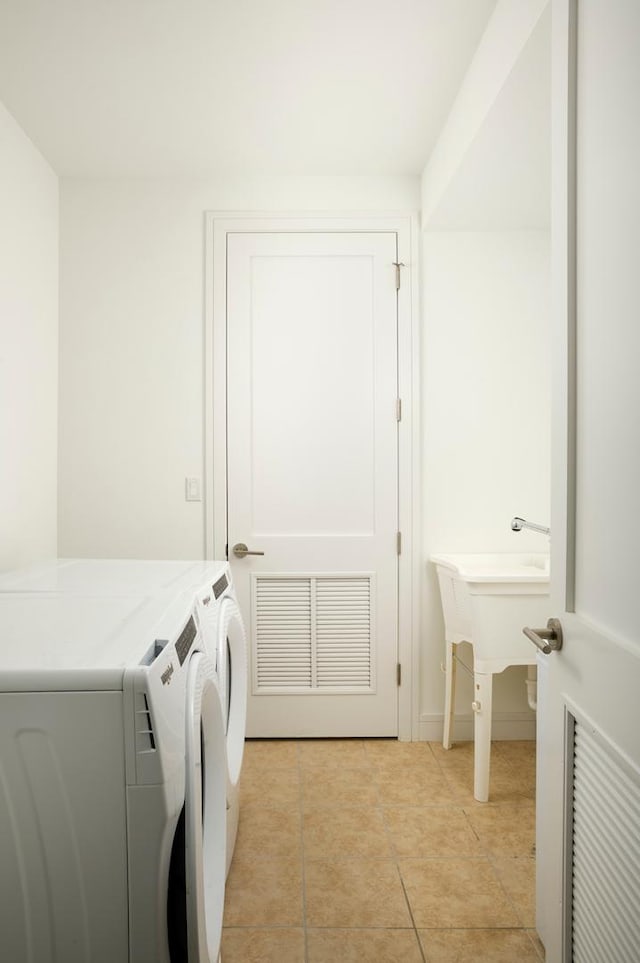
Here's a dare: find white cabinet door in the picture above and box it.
[226,231,399,737]
[538,3,640,959]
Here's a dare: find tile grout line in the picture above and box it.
[297,742,310,963]
[397,873,428,963]
[487,851,535,931]
[372,748,428,963]
[526,927,546,961]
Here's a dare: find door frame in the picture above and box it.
[204,211,420,741]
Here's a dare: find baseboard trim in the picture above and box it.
[418,712,536,743]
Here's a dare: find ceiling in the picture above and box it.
[0,0,496,177]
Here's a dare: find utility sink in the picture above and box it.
[431,552,551,801]
[431,552,549,587]
[430,552,550,668]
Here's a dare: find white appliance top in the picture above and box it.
[0,558,229,597]
[0,589,198,691]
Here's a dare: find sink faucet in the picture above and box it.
[511,516,551,537]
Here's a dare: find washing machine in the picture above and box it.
[0,587,226,963]
[193,564,247,874]
[0,557,229,600]
[0,558,249,876]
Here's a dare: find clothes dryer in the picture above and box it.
[0,558,249,878]
[194,564,247,874]
[0,588,226,963]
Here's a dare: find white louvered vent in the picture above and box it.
[255,578,312,688]
[254,575,373,693]
[316,578,371,687]
[570,717,640,963]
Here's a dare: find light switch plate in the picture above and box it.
[185,476,201,502]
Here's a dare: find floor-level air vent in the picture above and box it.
[316,577,371,688]
[254,575,373,693]
[570,716,640,962]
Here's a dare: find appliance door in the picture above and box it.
[216,597,247,793]
[184,652,227,962]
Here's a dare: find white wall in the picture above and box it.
[420,230,550,736]
[416,0,551,738]
[421,0,549,225]
[58,175,420,559]
[0,100,58,571]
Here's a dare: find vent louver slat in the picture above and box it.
[254,575,373,692]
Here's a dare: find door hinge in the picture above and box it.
[397,663,402,686]
[225,543,229,560]
[392,261,405,290]
[396,532,402,555]
[396,398,402,422]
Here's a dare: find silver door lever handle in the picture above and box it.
[232,542,265,559]
[523,618,563,654]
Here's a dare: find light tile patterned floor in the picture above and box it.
[222,739,545,962]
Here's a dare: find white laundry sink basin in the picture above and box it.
[430,553,551,668]
[430,552,549,590]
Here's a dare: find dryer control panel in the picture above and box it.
[175,616,197,666]
[212,573,228,599]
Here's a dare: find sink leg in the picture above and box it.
[443,639,456,749]
[473,671,493,802]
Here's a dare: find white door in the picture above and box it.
[226,231,399,737]
[537,3,640,960]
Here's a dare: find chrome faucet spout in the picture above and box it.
[511,516,551,537]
